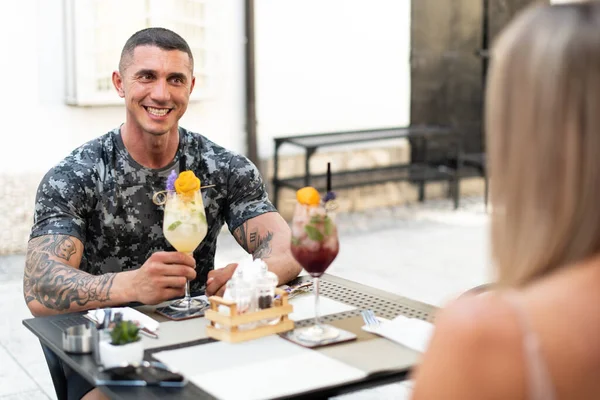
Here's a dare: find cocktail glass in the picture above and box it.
[290,201,340,343]
[162,190,208,312]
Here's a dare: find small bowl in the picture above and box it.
[62,324,93,354]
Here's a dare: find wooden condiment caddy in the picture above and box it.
[205,288,295,343]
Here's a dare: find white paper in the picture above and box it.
[87,307,160,332]
[153,336,367,400]
[363,315,434,353]
[193,352,366,400]
[288,295,356,321]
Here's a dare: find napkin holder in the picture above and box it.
[205,288,294,343]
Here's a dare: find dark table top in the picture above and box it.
[23,274,437,400]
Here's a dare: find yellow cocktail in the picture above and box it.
[163,190,208,253]
[162,189,208,312]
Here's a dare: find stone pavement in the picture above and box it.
[0,196,490,400]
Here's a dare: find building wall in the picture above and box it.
[0,0,247,176]
[1,0,412,173]
[254,0,412,159]
[254,0,416,217]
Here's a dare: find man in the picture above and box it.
[25,27,300,318]
[25,26,301,400]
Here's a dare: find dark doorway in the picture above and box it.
[409,0,546,165]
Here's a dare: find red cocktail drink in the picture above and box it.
[290,245,338,277]
[290,189,340,344]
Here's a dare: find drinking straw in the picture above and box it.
[327,162,332,193]
[179,153,185,173]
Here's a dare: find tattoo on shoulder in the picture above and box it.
[24,235,115,311]
[234,222,274,259]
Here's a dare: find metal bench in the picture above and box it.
[458,152,488,209]
[272,126,462,209]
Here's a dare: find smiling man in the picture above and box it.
[25,27,301,400]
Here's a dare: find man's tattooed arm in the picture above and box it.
[232,213,302,284]
[24,235,127,316]
[234,221,274,259]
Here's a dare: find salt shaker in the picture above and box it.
[221,273,256,330]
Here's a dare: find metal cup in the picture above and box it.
[62,324,93,354]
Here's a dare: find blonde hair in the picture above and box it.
[487,2,600,286]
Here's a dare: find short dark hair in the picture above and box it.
[119,27,194,73]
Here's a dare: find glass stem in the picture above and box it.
[184,252,193,305]
[184,282,191,302]
[314,277,321,328]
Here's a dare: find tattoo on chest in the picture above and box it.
[24,235,116,311]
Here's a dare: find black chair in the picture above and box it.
[41,343,68,400]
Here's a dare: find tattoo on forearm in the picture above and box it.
[234,222,274,259]
[24,235,116,311]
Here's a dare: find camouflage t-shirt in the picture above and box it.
[30,126,276,292]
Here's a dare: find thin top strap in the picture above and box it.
[503,292,557,400]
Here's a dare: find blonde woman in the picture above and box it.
[411,2,600,399]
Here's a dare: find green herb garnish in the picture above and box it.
[310,215,323,224]
[304,225,324,242]
[168,221,182,231]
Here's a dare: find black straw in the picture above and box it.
[179,152,186,173]
[326,162,331,192]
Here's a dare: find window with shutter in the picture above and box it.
[65,0,214,106]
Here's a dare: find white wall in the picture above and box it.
[254,0,412,158]
[0,0,246,174]
[0,0,411,174]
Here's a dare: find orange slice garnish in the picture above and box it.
[296,186,321,206]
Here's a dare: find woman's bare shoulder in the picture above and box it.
[411,292,526,399]
[429,291,523,348]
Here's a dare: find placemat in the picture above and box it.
[315,315,422,375]
[141,318,211,350]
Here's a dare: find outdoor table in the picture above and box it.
[23,274,437,400]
